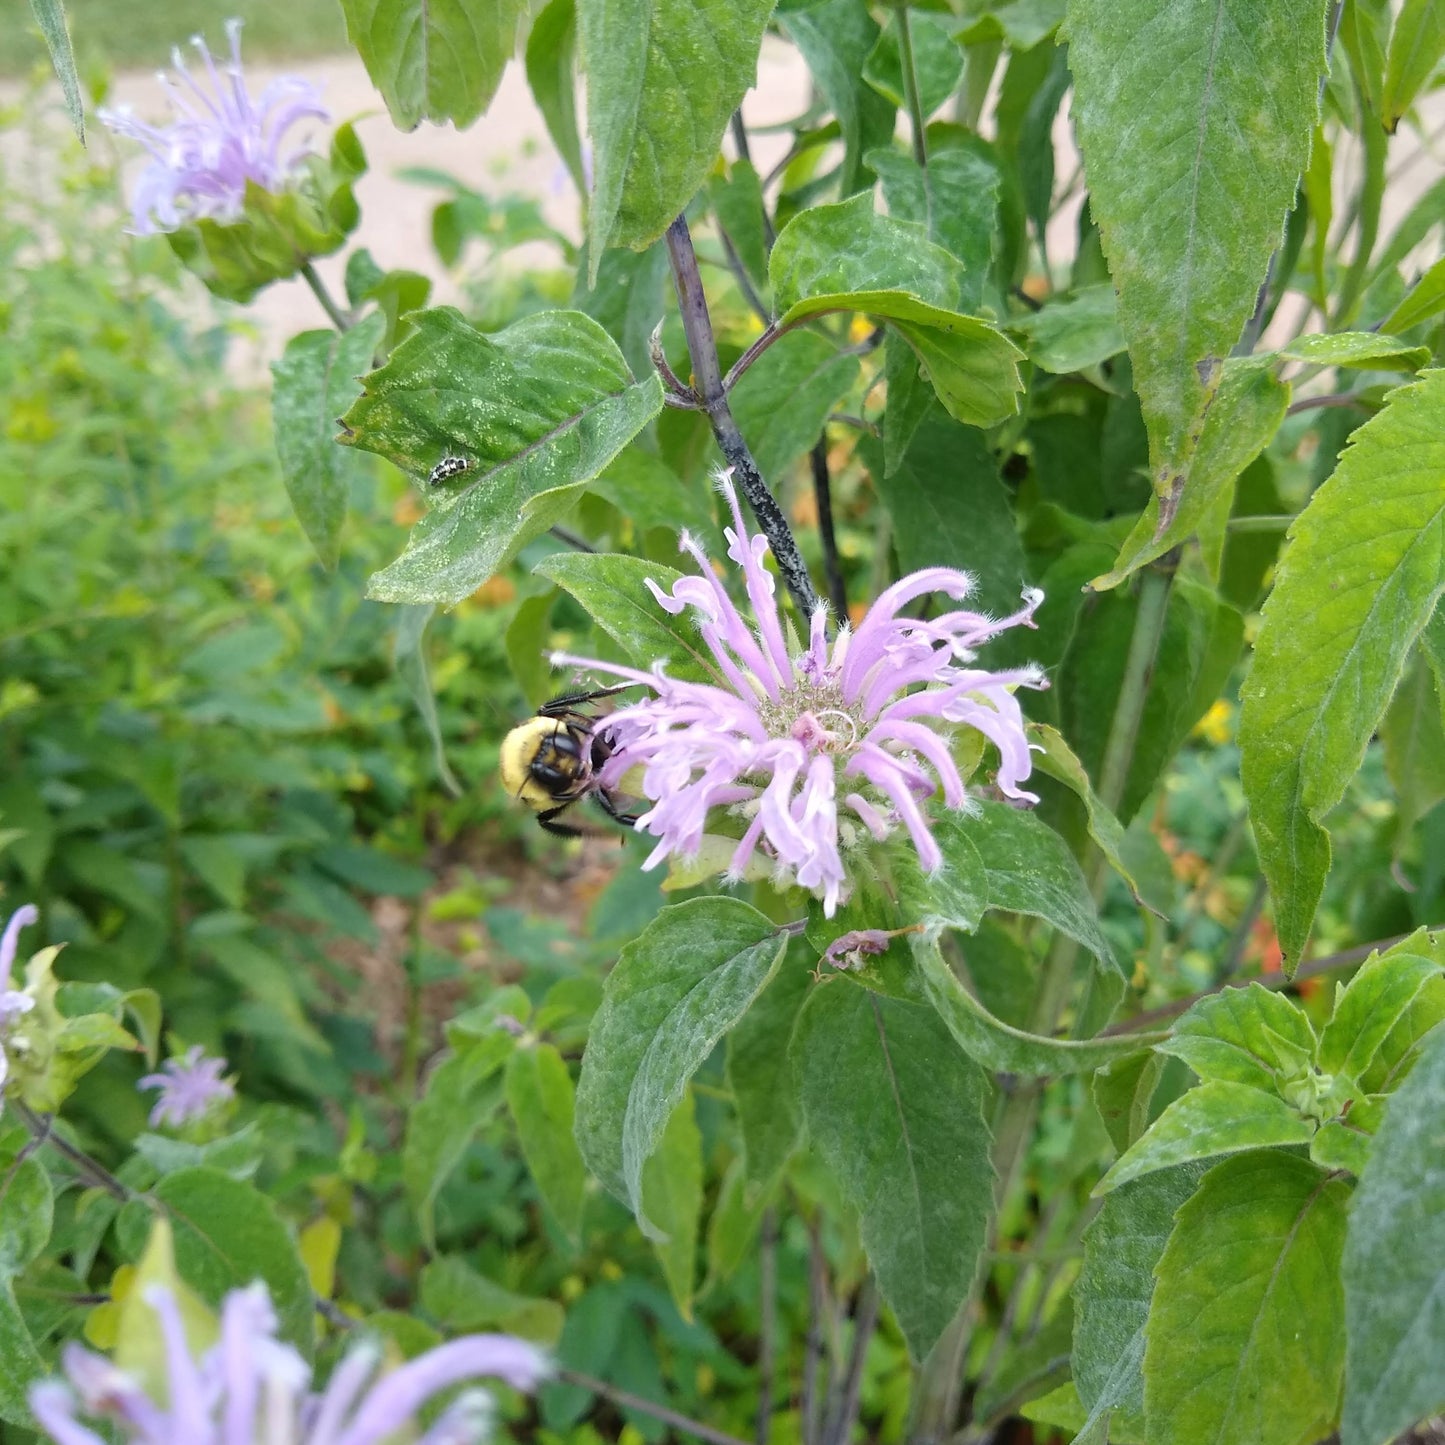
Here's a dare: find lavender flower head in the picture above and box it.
[98,20,329,235]
[30,1281,550,1445]
[0,905,39,1088]
[139,1045,234,1129]
[555,472,1046,916]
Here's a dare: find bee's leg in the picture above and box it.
[539,684,636,718]
[537,806,583,838]
[594,790,642,828]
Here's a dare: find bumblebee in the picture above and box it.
[499,688,638,836]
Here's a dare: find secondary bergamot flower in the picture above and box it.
[30,1280,549,1445]
[553,471,1046,915]
[139,1045,234,1129]
[98,20,329,235]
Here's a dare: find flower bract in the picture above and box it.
[554,472,1046,915]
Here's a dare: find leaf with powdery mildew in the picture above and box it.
[340,308,662,605]
[1341,1025,1445,1445]
[1073,1164,1205,1421]
[1239,368,1445,969]
[1065,0,1329,496]
[1096,1080,1312,1193]
[793,981,993,1359]
[573,898,786,1236]
[579,0,773,273]
[1144,1153,1348,1445]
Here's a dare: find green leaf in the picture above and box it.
[1381,0,1445,131]
[642,1089,702,1316]
[1341,1025,1445,1445]
[793,981,993,1359]
[1029,724,1158,913]
[340,308,663,605]
[0,1280,45,1427]
[882,333,933,477]
[394,605,462,794]
[916,941,1165,1076]
[863,406,1027,619]
[704,1156,769,1287]
[0,1159,52,1280]
[148,1168,314,1354]
[574,241,672,381]
[1097,1080,1313,1193]
[1074,1164,1205,1420]
[404,1038,510,1248]
[777,0,895,197]
[766,200,1025,423]
[1093,1049,1167,1155]
[536,552,718,683]
[29,0,84,144]
[1144,1153,1348,1445]
[338,0,524,129]
[591,447,713,537]
[526,0,587,196]
[1008,285,1127,375]
[271,315,385,570]
[1158,981,1316,1094]
[863,12,963,118]
[960,801,1122,977]
[725,946,810,1197]
[729,330,861,484]
[868,147,1000,311]
[573,897,787,1233]
[420,1254,564,1343]
[505,1044,587,1244]
[1239,368,1445,968]
[1275,330,1430,372]
[580,0,774,270]
[771,195,962,314]
[1381,654,1445,841]
[709,159,770,293]
[1318,933,1445,1086]
[1091,358,1290,590]
[1340,0,1390,117]
[1380,256,1445,335]
[1065,0,1329,492]
[958,0,1066,47]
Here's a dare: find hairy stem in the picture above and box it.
[665,215,819,618]
[810,440,849,616]
[300,260,352,333]
[896,8,929,167]
[558,1369,752,1445]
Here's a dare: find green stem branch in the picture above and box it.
[300,260,352,333]
[896,8,929,167]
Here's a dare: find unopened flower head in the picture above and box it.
[139,1045,234,1129]
[0,904,39,1092]
[554,472,1046,915]
[98,20,329,235]
[30,1281,550,1445]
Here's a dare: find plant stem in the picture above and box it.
[757,1207,777,1445]
[558,1369,752,1445]
[549,525,597,553]
[718,225,771,324]
[802,1215,828,1445]
[810,440,849,616]
[1285,390,1369,417]
[665,215,819,619]
[822,1277,879,1445]
[1105,933,1407,1036]
[911,561,1177,1441]
[300,260,352,333]
[12,1102,132,1200]
[896,8,929,167]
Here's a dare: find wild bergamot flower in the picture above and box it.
[139,1046,234,1129]
[31,1280,549,1445]
[98,20,329,235]
[554,471,1046,915]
